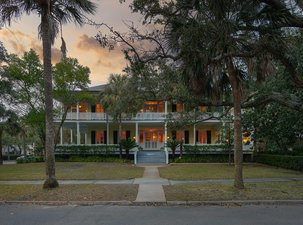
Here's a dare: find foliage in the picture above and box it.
[102,74,143,158]
[172,152,252,163]
[243,68,303,152]
[16,155,44,164]
[56,156,132,163]
[255,154,303,171]
[183,144,232,153]
[3,50,92,149]
[120,138,137,159]
[55,144,120,155]
[53,57,92,107]
[102,74,143,120]
[166,138,180,159]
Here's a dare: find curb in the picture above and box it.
[1,200,303,207]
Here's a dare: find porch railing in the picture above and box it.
[55,112,166,121]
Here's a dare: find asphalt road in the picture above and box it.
[1,204,303,225]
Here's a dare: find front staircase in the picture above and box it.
[136,150,167,164]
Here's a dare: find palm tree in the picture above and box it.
[0,0,96,188]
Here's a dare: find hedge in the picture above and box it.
[55,144,120,155]
[171,153,253,163]
[183,144,233,153]
[56,156,133,163]
[255,154,303,171]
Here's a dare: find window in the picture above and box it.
[176,103,184,112]
[92,131,107,144]
[196,130,212,144]
[158,132,163,143]
[96,131,104,144]
[158,101,164,112]
[139,131,144,143]
[199,106,207,112]
[79,103,88,112]
[143,101,163,112]
[172,130,188,144]
[96,104,104,112]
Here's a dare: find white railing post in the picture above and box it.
[134,148,138,165]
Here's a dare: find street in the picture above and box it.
[1,204,303,225]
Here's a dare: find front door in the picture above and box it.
[141,130,164,150]
[145,132,157,149]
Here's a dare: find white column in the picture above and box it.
[85,132,88,144]
[135,122,139,144]
[70,129,73,144]
[77,123,80,144]
[76,102,80,144]
[164,101,168,151]
[165,100,168,114]
[60,127,63,145]
[194,124,196,145]
[107,122,110,144]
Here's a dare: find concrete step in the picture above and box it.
[137,151,166,164]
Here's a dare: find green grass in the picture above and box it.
[0,162,144,180]
[164,181,303,201]
[0,184,138,201]
[159,163,303,180]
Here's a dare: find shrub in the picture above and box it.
[183,144,233,154]
[255,154,303,171]
[55,144,120,155]
[171,153,253,163]
[16,155,44,164]
[56,155,133,163]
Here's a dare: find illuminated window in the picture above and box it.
[144,101,163,112]
[199,106,207,112]
[196,130,212,144]
[145,132,151,141]
[198,131,207,144]
[79,103,88,112]
[158,132,163,143]
[139,132,144,143]
[158,101,164,112]
[176,131,185,141]
[96,131,104,144]
[96,104,104,112]
[177,103,184,112]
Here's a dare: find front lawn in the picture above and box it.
[164,181,303,201]
[159,163,303,180]
[0,184,138,201]
[0,162,144,180]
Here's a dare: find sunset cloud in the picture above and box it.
[73,34,127,85]
[0,29,62,63]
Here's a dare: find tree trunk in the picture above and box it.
[180,131,183,158]
[41,3,58,189]
[227,57,244,189]
[0,128,3,165]
[22,130,27,158]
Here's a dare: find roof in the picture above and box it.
[87,84,108,92]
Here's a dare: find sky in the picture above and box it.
[0,0,143,86]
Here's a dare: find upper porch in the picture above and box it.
[54,100,222,123]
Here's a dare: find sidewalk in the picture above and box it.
[1,177,302,185]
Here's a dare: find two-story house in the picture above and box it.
[55,84,223,152]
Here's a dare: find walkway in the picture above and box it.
[134,166,168,202]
